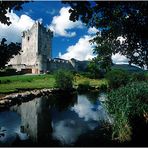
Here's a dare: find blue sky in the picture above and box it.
[0,1,128,64]
[15,1,93,59]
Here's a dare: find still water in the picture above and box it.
[0,92,112,146]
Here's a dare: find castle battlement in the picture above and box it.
[9,21,53,74]
[49,58,69,64]
[22,21,53,37]
[8,21,88,74]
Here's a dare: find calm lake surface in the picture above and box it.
[0,92,113,146]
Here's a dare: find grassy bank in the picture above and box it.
[105,81,148,142]
[0,74,55,93]
[0,74,108,94]
[74,74,108,89]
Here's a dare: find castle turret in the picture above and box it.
[9,21,53,74]
[37,21,53,73]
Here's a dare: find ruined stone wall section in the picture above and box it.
[47,59,74,72]
[8,21,88,73]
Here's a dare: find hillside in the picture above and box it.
[112,64,144,72]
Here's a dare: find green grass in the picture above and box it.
[74,74,108,88]
[0,74,108,93]
[0,74,55,93]
[105,81,148,142]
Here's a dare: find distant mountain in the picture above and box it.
[112,64,144,73]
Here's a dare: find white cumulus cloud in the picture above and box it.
[59,33,129,64]
[112,53,129,64]
[49,7,83,37]
[87,27,98,35]
[0,11,35,43]
[59,35,96,61]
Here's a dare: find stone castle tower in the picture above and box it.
[9,21,89,74]
[9,21,53,74]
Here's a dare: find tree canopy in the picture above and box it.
[0,1,28,69]
[63,1,148,69]
[0,38,21,69]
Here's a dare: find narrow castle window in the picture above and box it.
[27,36,30,41]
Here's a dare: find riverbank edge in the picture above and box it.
[0,88,77,110]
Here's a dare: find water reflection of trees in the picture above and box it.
[84,91,100,104]
[49,92,78,111]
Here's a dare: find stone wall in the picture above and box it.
[21,22,38,66]
[8,21,90,74]
[37,23,53,73]
[46,58,89,72]
[8,21,53,74]
[47,58,74,72]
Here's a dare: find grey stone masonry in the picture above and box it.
[8,21,53,74]
[8,21,89,74]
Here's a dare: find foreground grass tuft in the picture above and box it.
[105,81,148,142]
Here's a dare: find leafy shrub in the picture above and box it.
[77,72,91,78]
[145,72,148,80]
[5,68,16,74]
[130,72,146,82]
[99,83,108,91]
[77,80,90,92]
[105,69,129,89]
[0,68,17,76]
[54,69,74,90]
[105,82,148,142]
[87,61,105,79]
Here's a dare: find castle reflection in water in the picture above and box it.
[9,92,110,146]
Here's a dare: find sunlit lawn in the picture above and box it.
[74,74,108,88]
[0,74,108,93]
[0,74,55,93]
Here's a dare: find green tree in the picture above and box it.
[63,1,148,69]
[0,1,29,69]
[0,38,21,69]
[54,69,74,90]
[87,58,106,78]
[105,69,129,89]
